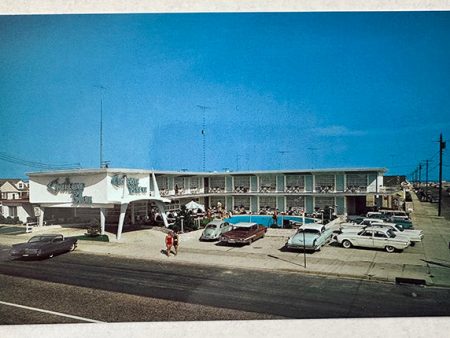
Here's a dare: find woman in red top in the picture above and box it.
[165,231,173,256]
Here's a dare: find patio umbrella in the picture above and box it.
[185,200,205,211]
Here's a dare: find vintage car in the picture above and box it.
[219,222,266,245]
[9,234,78,258]
[379,210,410,220]
[339,218,384,229]
[336,226,410,253]
[200,219,233,241]
[285,223,333,251]
[388,216,414,229]
[338,222,423,245]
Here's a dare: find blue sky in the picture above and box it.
[0,12,449,180]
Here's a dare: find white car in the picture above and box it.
[339,222,423,245]
[340,218,384,229]
[336,226,410,253]
[200,219,233,241]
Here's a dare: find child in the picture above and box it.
[165,231,173,256]
[173,232,179,255]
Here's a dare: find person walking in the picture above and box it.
[173,231,179,256]
[165,231,174,257]
[272,209,278,227]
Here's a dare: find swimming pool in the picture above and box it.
[224,215,316,227]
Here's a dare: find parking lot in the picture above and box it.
[1,191,449,287]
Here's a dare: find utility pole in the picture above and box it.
[418,163,422,186]
[425,159,429,197]
[438,133,446,216]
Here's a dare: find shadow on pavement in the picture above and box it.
[268,254,307,268]
[421,259,450,268]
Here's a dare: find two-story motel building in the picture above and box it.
[28,167,386,240]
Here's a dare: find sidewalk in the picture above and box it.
[1,201,449,287]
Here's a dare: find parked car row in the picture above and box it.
[199,219,333,252]
[199,215,423,254]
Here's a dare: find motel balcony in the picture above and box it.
[233,186,250,193]
[285,186,305,193]
[315,186,335,193]
[259,185,276,193]
[344,186,367,193]
[208,187,226,194]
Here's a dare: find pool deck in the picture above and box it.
[1,193,449,287]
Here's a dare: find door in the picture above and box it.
[373,231,389,249]
[355,230,374,247]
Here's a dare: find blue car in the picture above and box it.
[285,224,333,251]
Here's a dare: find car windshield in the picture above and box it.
[299,229,320,235]
[206,224,217,229]
[387,229,396,238]
[28,236,53,243]
[235,227,251,231]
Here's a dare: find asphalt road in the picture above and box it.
[0,245,450,324]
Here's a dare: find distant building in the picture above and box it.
[383,175,407,188]
[0,179,33,222]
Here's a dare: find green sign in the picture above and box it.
[111,174,147,194]
[47,178,92,204]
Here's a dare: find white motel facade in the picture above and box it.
[27,167,387,240]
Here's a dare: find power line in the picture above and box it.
[0,152,81,170]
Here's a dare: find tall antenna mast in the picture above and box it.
[94,85,107,168]
[197,105,211,171]
[100,98,103,168]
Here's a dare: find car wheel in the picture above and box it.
[410,242,415,247]
[70,243,76,251]
[48,254,54,258]
[342,240,352,249]
[385,245,395,253]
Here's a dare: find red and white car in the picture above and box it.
[219,222,267,245]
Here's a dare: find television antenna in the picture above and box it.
[94,85,107,168]
[197,105,211,171]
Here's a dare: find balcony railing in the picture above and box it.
[209,187,226,194]
[285,186,305,193]
[259,185,276,193]
[316,186,335,193]
[234,186,250,193]
[345,186,367,193]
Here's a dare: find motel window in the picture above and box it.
[234,196,250,210]
[286,196,304,210]
[285,175,305,191]
[174,177,185,190]
[346,174,368,191]
[259,175,276,191]
[314,175,335,192]
[233,176,250,191]
[210,176,225,189]
[259,196,276,210]
[210,196,225,208]
[314,197,335,210]
[190,177,201,189]
[156,176,168,190]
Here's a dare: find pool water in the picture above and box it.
[224,215,315,227]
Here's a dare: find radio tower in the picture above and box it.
[197,105,211,171]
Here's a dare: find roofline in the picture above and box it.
[27,167,387,177]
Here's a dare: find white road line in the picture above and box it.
[0,300,105,323]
